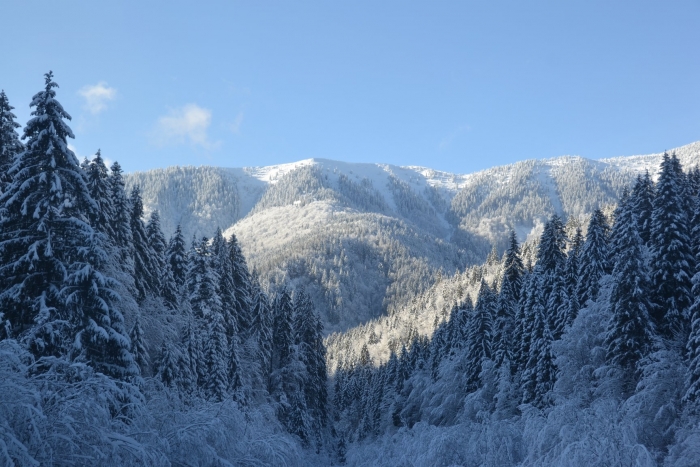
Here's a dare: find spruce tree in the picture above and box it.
[536,214,567,274]
[464,280,494,392]
[577,209,610,306]
[166,224,188,290]
[228,233,253,338]
[204,308,229,401]
[147,210,178,309]
[604,212,655,395]
[629,171,655,245]
[521,276,555,408]
[186,236,222,322]
[109,161,135,278]
[560,227,582,330]
[129,313,149,375]
[0,90,23,193]
[129,186,160,301]
[250,279,273,383]
[649,153,694,344]
[157,341,179,387]
[85,150,114,238]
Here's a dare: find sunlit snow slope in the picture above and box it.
[125,141,700,333]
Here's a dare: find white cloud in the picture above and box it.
[154,104,218,149]
[230,111,244,134]
[78,82,117,115]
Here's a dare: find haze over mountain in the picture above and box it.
[125,141,700,334]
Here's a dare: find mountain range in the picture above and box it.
[125,141,700,333]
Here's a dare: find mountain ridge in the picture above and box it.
[125,140,700,333]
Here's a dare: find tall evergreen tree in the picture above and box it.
[186,236,222,322]
[560,227,583,330]
[108,161,135,277]
[0,90,23,194]
[464,280,494,392]
[521,277,555,408]
[629,171,655,245]
[147,210,178,309]
[536,214,567,274]
[577,209,610,306]
[129,313,149,375]
[0,73,136,380]
[85,150,114,238]
[166,224,188,290]
[204,307,229,401]
[250,279,273,383]
[129,186,160,301]
[649,153,694,345]
[157,341,179,387]
[604,212,656,395]
[228,233,253,338]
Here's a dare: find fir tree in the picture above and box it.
[464,280,494,392]
[250,279,273,382]
[536,214,567,274]
[108,161,135,278]
[85,150,114,238]
[147,210,178,309]
[521,277,555,408]
[649,153,694,345]
[577,209,610,306]
[560,227,583,331]
[129,313,149,375]
[629,171,655,245]
[0,90,23,194]
[186,236,222,322]
[228,233,253,338]
[604,213,655,395]
[166,224,188,290]
[129,186,160,301]
[204,308,229,401]
[157,341,179,387]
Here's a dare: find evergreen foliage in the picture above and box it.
[649,153,694,345]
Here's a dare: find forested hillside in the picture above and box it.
[127,143,700,335]
[331,154,700,465]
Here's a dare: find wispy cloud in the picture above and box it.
[153,104,219,149]
[439,124,471,150]
[230,111,244,134]
[78,82,117,115]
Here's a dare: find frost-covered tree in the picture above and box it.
[0,90,23,193]
[129,186,160,301]
[521,277,555,408]
[108,161,135,277]
[186,236,221,322]
[537,214,567,274]
[604,212,656,394]
[228,233,253,338]
[129,313,149,375]
[577,208,610,306]
[629,171,655,245]
[147,210,178,309]
[85,150,114,238]
[166,223,188,290]
[156,341,179,387]
[649,153,694,345]
[204,307,229,401]
[464,280,494,392]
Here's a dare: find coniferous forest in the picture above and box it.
[2,74,700,465]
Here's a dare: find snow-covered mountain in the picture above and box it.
[125,141,700,332]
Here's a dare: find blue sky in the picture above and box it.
[2,1,699,174]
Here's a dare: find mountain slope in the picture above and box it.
[125,141,700,332]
